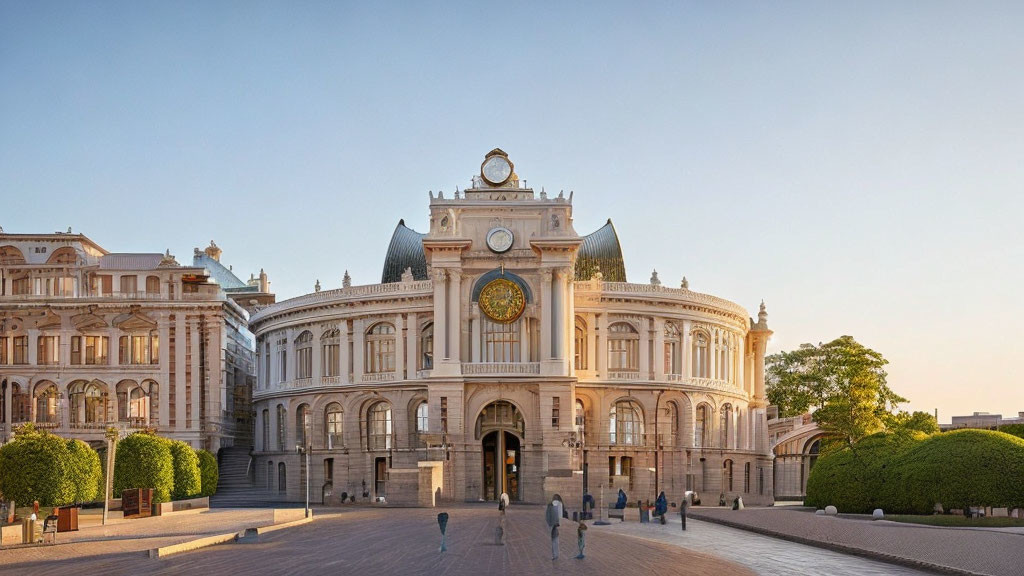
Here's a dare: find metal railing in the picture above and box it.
[461,362,541,375]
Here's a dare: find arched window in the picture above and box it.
[325,403,343,449]
[720,404,732,448]
[664,322,681,375]
[723,459,734,493]
[0,245,26,266]
[145,275,160,294]
[295,331,313,379]
[420,323,434,370]
[267,461,273,491]
[607,322,639,372]
[574,317,587,370]
[367,402,392,450]
[278,462,287,493]
[575,398,585,431]
[482,318,520,362]
[83,382,106,424]
[695,404,709,448]
[34,382,59,424]
[11,383,30,423]
[475,400,525,439]
[296,404,311,447]
[664,401,678,446]
[47,246,77,265]
[276,404,287,450]
[321,329,340,378]
[365,323,396,374]
[415,401,429,434]
[744,462,751,493]
[262,408,270,451]
[609,400,643,446]
[692,331,710,378]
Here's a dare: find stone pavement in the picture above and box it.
[602,514,935,576]
[686,507,1024,576]
[0,505,755,576]
[0,508,281,570]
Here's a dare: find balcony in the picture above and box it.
[461,362,541,376]
[0,291,224,303]
[360,372,396,383]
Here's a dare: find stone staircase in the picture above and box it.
[210,445,297,508]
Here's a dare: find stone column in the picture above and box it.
[108,326,119,367]
[638,317,650,378]
[285,328,296,382]
[406,313,418,377]
[754,338,767,402]
[27,328,39,366]
[312,325,323,384]
[653,318,665,381]
[352,318,365,382]
[596,312,608,378]
[190,322,201,429]
[395,313,405,379]
[174,314,186,431]
[3,381,11,430]
[540,270,552,361]
[433,269,447,360]
[470,307,480,363]
[338,321,350,384]
[682,320,692,378]
[586,313,597,372]
[211,321,223,423]
[519,315,529,362]
[158,314,170,427]
[448,271,461,363]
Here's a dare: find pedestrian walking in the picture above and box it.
[546,494,563,560]
[575,520,588,559]
[437,512,449,552]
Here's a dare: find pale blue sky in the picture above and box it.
[2,1,1021,423]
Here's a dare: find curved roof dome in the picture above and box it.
[381,220,428,283]
[575,219,626,282]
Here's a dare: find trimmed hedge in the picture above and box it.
[807,429,1024,514]
[169,440,201,501]
[114,433,174,503]
[0,425,101,506]
[997,424,1024,440]
[805,432,925,513]
[196,450,219,497]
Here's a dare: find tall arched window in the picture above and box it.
[367,402,392,450]
[664,322,680,375]
[262,408,270,451]
[321,329,340,378]
[145,275,160,294]
[296,404,311,447]
[607,322,639,372]
[34,382,59,424]
[267,461,273,491]
[415,401,429,434]
[723,459,734,492]
[365,323,396,374]
[609,400,643,446]
[695,404,709,448]
[574,317,587,370]
[718,335,729,381]
[277,404,287,450]
[482,318,520,362]
[278,462,287,493]
[720,404,732,448]
[664,401,678,446]
[420,323,433,370]
[575,399,585,431]
[692,331,710,378]
[325,403,343,449]
[295,331,313,379]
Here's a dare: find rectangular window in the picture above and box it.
[280,350,287,382]
[0,336,8,364]
[150,334,159,364]
[13,336,28,364]
[71,336,82,364]
[37,336,59,365]
[323,343,339,377]
[609,456,616,477]
[297,347,312,379]
[551,397,560,428]
[132,335,150,364]
[12,277,30,295]
[146,276,160,293]
[119,336,128,364]
[85,336,109,365]
[440,397,448,434]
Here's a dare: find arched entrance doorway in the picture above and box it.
[476,400,525,501]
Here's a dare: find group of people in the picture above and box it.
[544,494,587,560]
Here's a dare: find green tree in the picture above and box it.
[0,424,101,506]
[168,440,201,500]
[766,336,906,448]
[196,449,219,497]
[113,432,174,503]
[886,410,940,435]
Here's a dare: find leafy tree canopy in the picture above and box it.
[767,336,907,447]
[886,410,940,435]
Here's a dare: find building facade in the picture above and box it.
[0,232,264,452]
[250,149,775,507]
[944,411,1024,431]
[768,410,824,501]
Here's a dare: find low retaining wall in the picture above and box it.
[154,496,210,516]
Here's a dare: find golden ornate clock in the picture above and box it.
[478,278,526,323]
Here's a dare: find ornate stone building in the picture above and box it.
[250,149,775,507]
[768,410,824,501]
[0,233,268,452]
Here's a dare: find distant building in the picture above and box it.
[767,408,824,502]
[0,231,272,452]
[943,411,1024,431]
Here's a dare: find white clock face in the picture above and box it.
[481,156,512,185]
[486,227,514,253]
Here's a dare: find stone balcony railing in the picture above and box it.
[0,291,224,303]
[250,280,433,324]
[598,371,743,393]
[574,280,749,320]
[361,372,397,383]
[461,362,541,376]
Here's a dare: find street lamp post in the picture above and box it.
[562,431,585,519]
[102,427,119,525]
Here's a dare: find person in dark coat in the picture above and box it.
[546,495,563,560]
[655,491,668,520]
[614,489,627,509]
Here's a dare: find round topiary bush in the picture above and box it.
[805,432,926,513]
[0,424,102,506]
[168,440,201,501]
[895,429,1024,514]
[114,432,174,503]
[196,449,219,498]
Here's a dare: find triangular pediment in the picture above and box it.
[113,308,157,331]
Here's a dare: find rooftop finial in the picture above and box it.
[343,270,351,288]
[650,269,661,286]
[315,279,321,292]
[680,276,689,290]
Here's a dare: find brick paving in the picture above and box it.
[685,507,1024,576]
[0,505,755,576]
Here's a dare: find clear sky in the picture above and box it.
[2,1,1021,423]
